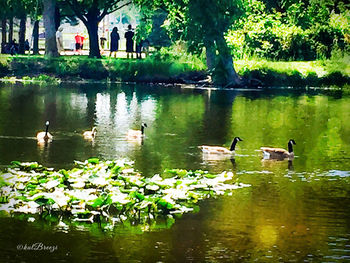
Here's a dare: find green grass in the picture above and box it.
[0,54,206,83]
[235,55,350,86]
[0,54,349,87]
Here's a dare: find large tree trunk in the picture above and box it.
[204,38,216,72]
[9,17,13,43]
[1,19,6,43]
[215,34,241,87]
[18,15,26,54]
[55,5,60,31]
[85,19,101,58]
[42,0,59,57]
[1,19,6,54]
[32,20,39,55]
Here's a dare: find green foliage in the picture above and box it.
[235,57,350,86]
[3,55,205,83]
[0,59,10,77]
[227,0,350,60]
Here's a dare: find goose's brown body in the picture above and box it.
[200,137,243,155]
[261,139,296,160]
[83,127,97,140]
[36,121,53,143]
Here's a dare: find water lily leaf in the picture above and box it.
[91,195,111,208]
[42,180,60,190]
[88,158,100,164]
[130,191,145,201]
[110,165,121,175]
[0,196,9,203]
[59,169,69,179]
[0,177,9,188]
[10,161,21,167]
[157,199,174,211]
[204,174,217,179]
[25,183,37,191]
[39,179,48,184]
[34,197,55,206]
[15,196,29,202]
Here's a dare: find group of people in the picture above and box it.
[1,39,30,55]
[109,24,149,59]
[55,24,148,58]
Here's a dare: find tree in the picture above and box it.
[64,0,132,58]
[0,0,10,53]
[42,0,59,56]
[32,20,39,54]
[18,15,26,54]
[135,0,245,87]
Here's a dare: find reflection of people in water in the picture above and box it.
[125,24,134,59]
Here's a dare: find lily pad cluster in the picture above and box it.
[0,159,249,228]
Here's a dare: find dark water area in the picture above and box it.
[0,82,350,262]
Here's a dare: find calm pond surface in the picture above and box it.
[0,82,350,262]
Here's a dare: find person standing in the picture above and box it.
[124,24,134,59]
[109,27,120,58]
[100,34,107,54]
[56,26,64,55]
[75,33,84,55]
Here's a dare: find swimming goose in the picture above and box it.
[261,139,296,160]
[199,137,243,155]
[36,121,53,143]
[83,127,97,140]
[127,123,147,140]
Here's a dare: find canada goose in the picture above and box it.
[199,137,243,155]
[261,139,296,160]
[127,123,147,140]
[83,127,97,140]
[36,121,53,143]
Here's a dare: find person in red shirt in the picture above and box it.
[75,33,85,55]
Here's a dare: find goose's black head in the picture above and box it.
[141,123,147,134]
[288,139,296,153]
[45,121,50,134]
[230,137,243,151]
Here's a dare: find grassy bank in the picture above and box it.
[0,54,349,87]
[236,56,350,87]
[0,55,207,84]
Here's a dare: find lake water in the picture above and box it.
[0,82,350,262]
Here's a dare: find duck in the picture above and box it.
[199,137,243,155]
[127,123,147,140]
[261,139,296,160]
[83,127,97,140]
[36,121,53,143]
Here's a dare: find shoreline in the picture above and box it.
[1,55,349,88]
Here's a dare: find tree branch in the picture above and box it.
[102,1,132,18]
[66,0,88,24]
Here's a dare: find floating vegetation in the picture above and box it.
[0,159,249,231]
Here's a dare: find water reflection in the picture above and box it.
[0,82,350,262]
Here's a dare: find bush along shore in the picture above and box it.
[0,55,349,87]
[0,159,249,232]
